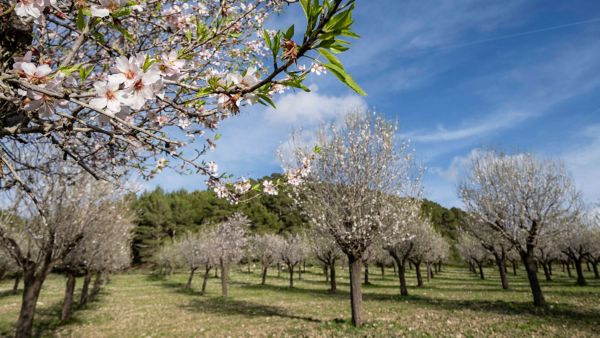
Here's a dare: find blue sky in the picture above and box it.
[149,0,600,207]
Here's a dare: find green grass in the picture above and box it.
[0,265,599,337]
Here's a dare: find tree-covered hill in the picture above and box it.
[131,174,466,264]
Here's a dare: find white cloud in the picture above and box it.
[406,110,531,143]
[263,85,367,126]
[563,125,600,204]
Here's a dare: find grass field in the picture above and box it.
[0,264,599,337]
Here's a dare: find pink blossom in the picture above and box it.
[89,78,123,114]
[262,180,278,195]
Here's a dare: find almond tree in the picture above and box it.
[463,216,513,289]
[213,212,248,297]
[459,151,581,307]
[457,234,490,280]
[250,233,283,285]
[58,196,134,320]
[557,219,594,286]
[288,111,421,326]
[0,166,130,337]
[408,222,439,287]
[0,245,21,293]
[310,232,342,292]
[176,231,204,289]
[0,0,364,203]
[535,240,559,282]
[278,234,308,288]
[380,198,422,296]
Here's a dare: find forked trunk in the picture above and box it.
[415,262,423,286]
[542,263,551,282]
[573,258,587,286]
[61,273,76,321]
[348,256,363,327]
[521,251,545,307]
[390,254,408,296]
[79,273,92,306]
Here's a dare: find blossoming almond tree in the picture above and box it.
[287,111,421,326]
[212,212,248,297]
[459,151,581,306]
[0,0,364,203]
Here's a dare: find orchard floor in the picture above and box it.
[1,265,599,337]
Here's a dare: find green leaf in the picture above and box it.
[257,93,276,109]
[112,6,132,18]
[76,9,86,31]
[318,48,343,69]
[263,30,272,50]
[79,65,94,81]
[323,63,366,96]
[214,133,222,141]
[313,145,322,154]
[284,25,295,40]
[252,184,261,192]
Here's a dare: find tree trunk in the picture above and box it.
[324,266,329,283]
[494,255,509,289]
[478,262,485,280]
[220,261,229,297]
[390,254,409,297]
[79,273,92,307]
[201,266,211,294]
[521,251,545,307]
[548,262,553,276]
[61,273,76,321]
[288,264,294,288]
[363,263,370,285]
[298,265,302,281]
[392,262,396,274]
[512,261,517,276]
[186,268,197,289]
[12,275,21,294]
[566,261,572,277]
[415,262,423,286]
[258,266,267,285]
[542,263,552,282]
[592,262,599,279]
[330,262,337,292]
[277,263,281,277]
[90,271,102,301]
[426,263,431,283]
[15,270,45,338]
[348,256,363,327]
[574,258,587,286]
[586,261,591,272]
[380,264,385,279]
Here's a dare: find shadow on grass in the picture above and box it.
[0,289,21,299]
[181,297,322,323]
[238,282,350,300]
[365,292,600,327]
